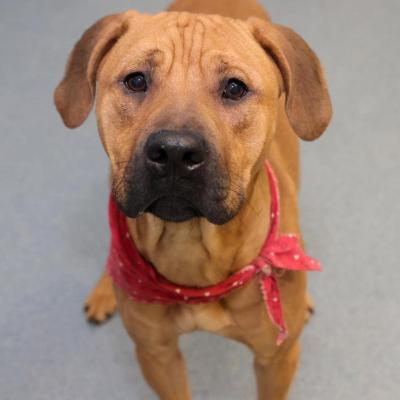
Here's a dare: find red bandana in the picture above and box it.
[107,162,321,345]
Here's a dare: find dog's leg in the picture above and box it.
[84,271,117,323]
[115,289,192,400]
[254,340,300,400]
[135,341,191,400]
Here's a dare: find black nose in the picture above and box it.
[145,130,207,177]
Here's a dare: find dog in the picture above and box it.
[54,0,332,398]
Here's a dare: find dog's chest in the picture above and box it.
[171,280,268,339]
[173,302,236,334]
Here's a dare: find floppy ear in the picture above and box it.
[54,12,131,129]
[248,18,332,141]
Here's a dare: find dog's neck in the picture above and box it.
[127,166,271,287]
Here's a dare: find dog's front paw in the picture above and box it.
[84,272,117,324]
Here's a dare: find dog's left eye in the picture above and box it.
[222,78,248,101]
[124,72,148,92]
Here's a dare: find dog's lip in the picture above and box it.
[143,195,204,221]
[145,195,201,213]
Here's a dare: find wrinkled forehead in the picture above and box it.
[107,12,270,81]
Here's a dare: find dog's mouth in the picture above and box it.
[115,148,245,225]
[115,183,241,225]
[145,196,203,222]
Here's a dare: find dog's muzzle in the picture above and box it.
[115,130,242,225]
[142,130,207,221]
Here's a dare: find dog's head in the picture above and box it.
[54,11,331,225]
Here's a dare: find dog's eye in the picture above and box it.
[124,72,148,92]
[222,79,248,101]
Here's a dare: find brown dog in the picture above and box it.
[54,0,332,398]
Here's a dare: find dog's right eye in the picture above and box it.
[222,78,248,101]
[124,72,148,92]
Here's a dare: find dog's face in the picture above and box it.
[55,11,331,224]
[96,12,282,224]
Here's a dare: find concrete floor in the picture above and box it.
[1,0,399,399]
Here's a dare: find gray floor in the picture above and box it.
[1,0,399,399]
